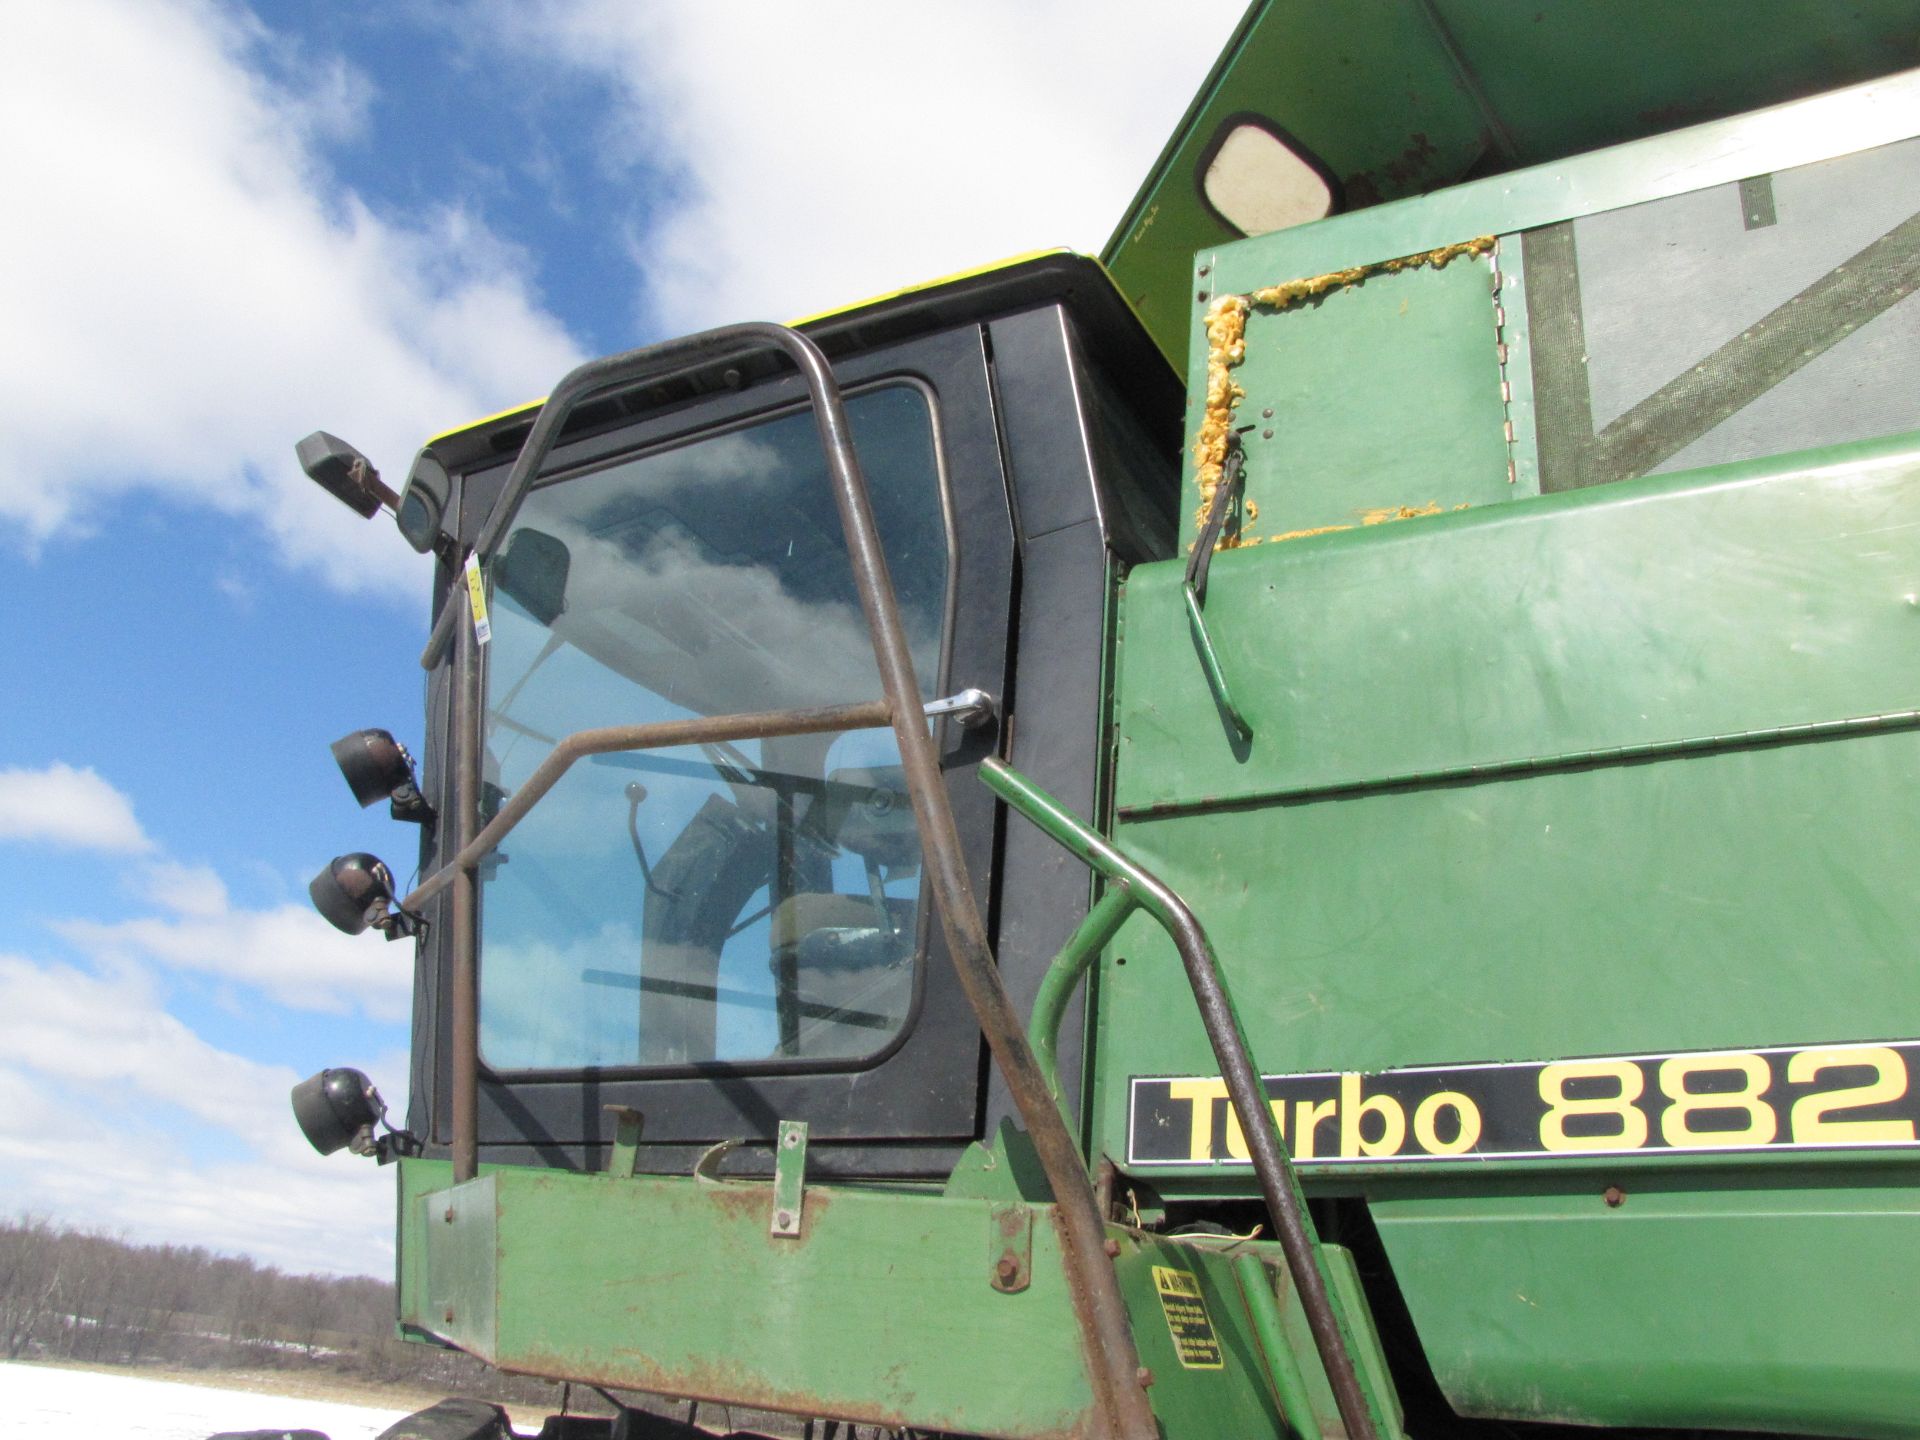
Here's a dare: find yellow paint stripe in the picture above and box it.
[785,246,1072,328]
[426,397,544,448]
[427,247,1113,447]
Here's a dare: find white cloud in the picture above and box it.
[0,956,398,1275]
[0,762,151,852]
[0,0,583,599]
[492,1,1246,334]
[56,886,414,1025]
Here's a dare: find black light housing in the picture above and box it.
[291,1067,420,1164]
[330,728,434,824]
[295,430,398,519]
[309,852,418,939]
[396,447,451,555]
[291,1067,384,1157]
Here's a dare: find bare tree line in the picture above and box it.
[0,1215,560,1403]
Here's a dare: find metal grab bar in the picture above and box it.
[399,701,889,913]
[979,756,1388,1440]
[430,323,1156,1440]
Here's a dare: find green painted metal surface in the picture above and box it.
[1372,1178,1920,1434]
[1119,438,1920,816]
[1226,254,1513,539]
[1107,0,1920,362]
[1106,0,1484,358]
[397,1158,1099,1440]
[1106,1232,1406,1440]
[394,1156,1410,1440]
[1099,436,1920,1426]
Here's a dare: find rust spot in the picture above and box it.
[1344,132,1443,207]
[1383,131,1441,188]
[507,1347,1088,1440]
[702,1180,834,1240]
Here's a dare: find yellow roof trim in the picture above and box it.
[426,396,545,448]
[427,247,1087,447]
[785,246,1074,329]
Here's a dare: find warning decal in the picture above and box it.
[1152,1265,1223,1370]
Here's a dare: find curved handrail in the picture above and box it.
[426,324,1157,1440]
[980,756,1387,1440]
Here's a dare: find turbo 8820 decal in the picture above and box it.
[1127,1040,1920,1166]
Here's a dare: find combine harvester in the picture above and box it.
[288,3,1920,1436]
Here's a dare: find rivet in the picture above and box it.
[995,1254,1021,1284]
[775,1210,795,1229]
[443,1308,455,1324]
[1262,429,1274,440]
[443,1206,454,1224]
[1197,291,1210,303]
[1197,264,1211,277]
[1603,1186,1626,1208]
[1261,408,1273,419]
[1103,1238,1121,1258]
[1136,1366,1155,1389]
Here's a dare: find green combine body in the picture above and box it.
[295,5,1920,1438]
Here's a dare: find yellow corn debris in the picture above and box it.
[1190,236,1496,549]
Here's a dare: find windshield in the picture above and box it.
[476,384,949,1071]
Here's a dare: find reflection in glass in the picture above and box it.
[477,386,948,1071]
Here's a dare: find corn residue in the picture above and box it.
[1190,236,1496,549]
[1359,502,1443,525]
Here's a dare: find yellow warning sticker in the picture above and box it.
[1152,1266,1223,1370]
[463,554,492,646]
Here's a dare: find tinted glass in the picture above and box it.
[477,385,948,1070]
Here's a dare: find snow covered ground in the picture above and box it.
[0,1361,413,1439]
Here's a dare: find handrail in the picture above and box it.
[399,702,890,913]
[980,756,1388,1440]
[1027,883,1135,1107]
[430,323,1157,1440]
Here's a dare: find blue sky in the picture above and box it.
[0,0,1243,1276]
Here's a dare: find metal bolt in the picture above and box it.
[1197,264,1211,278]
[783,1131,799,1148]
[995,1255,1021,1285]
[1136,1366,1155,1389]
[1603,1186,1626,1208]
[1102,1238,1121,1258]
[775,1210,795,1230]
[1197,290,1210,303]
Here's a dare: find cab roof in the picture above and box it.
[429,251,1167,474]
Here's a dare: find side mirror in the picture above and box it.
[295,431,397,519]
[396,448,452,555]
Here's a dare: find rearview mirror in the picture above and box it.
[494,527,570,627]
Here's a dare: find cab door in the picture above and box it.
[419,325,1012,1178]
